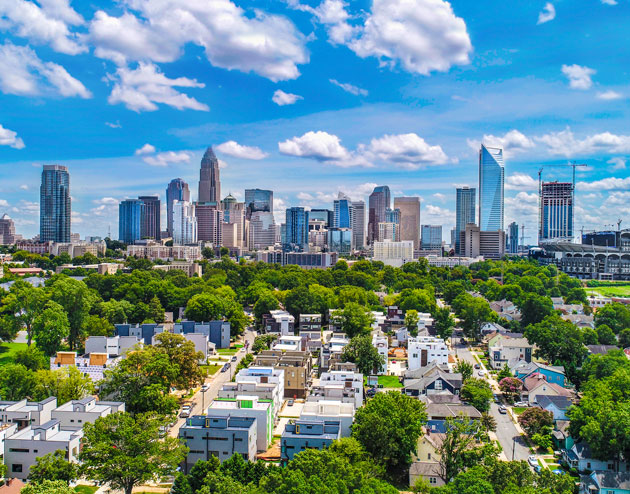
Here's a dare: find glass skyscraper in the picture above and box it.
[478,144,504,231]
[40,165,71,243]
[455,186,476,254]
[119,199,144,244]
[139,195,161,240]
[166,178,190,237]
[333,193,353,229]
[284,207,309,252]
[421,225,442,250]
[368,185,391,244]
[245,189,273,218]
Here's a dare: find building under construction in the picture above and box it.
[539,181,573,243]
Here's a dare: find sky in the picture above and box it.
[1,0,630,242]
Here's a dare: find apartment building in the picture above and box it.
[254,350,312,399]
[300,401,355,437]
[408,336,450,370]
[281,419,341,463]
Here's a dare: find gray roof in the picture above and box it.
[586,345,619,355]
[536,395,572,410]
[409,461,441,477]
[427,403,482,419]
[404,371,463,391]
[591,471,630,489]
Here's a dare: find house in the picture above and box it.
[0,398,57,430]
[536,395,572,421]
[0,478,25,494]
[281,419,341,464]
[84,336,141,356]
[563,442,627,474]
[425,403,481,433]
[300,401,354,437]
[173,320,231,349]
[409,461,444,489]
[403,361,450,382]
[372,332,389,375]
[587,296,612,309]
[51,397,125,430]
[586,345,619,356]
[561,313,595,329]
[489,337,533,370]
[263,310,295,335]
[403,370,462,398]
[409,428,447,488]
[114,323,164,345]
[299,329,322,352]
[179,415,257,471]
[309,370,364,408]
[50,352,122,383]
[328,309,343,332]
[319,334,350,375]
[523,373,574,406]
[299,314,322,332]
[408,336,450,370]
[511,361,567,387]
[371,311,387,330]
[485,330,525,350]
[480,322,507,335]
[221,367,285,417]
[254,350,312,398]
[580,471,630,494]
[271,335,304,352]
[489,299,522,322]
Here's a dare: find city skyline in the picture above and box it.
[1,0,630,240]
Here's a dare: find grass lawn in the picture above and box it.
[201,364,222,376]
[74,486,99,494]
[217,348,239,355]
[0,342,28,366]
[378,375,403,388]
[587,285,630,297]
[512,407,527,415]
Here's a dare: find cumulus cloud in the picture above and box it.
[467,129,535,158]
[367,133,449,168]
[536,127,630,157]
[107,62,208,112]
[0,200,8,207]
[0,42,91,98]
[0,0,85,55]
[89,0,308,81]
[216,141,268,160]
[279,131,360,165]
[329,79,368,96]
[0,124,25,149]
[537,3,556,24]
[135,143,156,155]
[562,64,595,90]
[432,193,446,202]
[94,197,119,205]
[505,172,538,191]
[105,121,122,128]
[19,185,28,190]
[597,90,623,100]
[290,0,356,44]
[577,177,630,191]
[142,150,192,167]
[272,89,303,106]
[608,157,626,171]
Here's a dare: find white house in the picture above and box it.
[220,367,285,418]
[50,352,122,382]
[272,335,304,352]
[300,400,355,437]
[51,397,125,431]
[408,336,449,371]
[372,333,389,375]
[0,397,57,429]
[312,370,364,408]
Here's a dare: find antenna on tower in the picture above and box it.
[108,224,111,239]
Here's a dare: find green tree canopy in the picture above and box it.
[460,378,492,413]
[341,335,386,375]
[28,450,78,485]
[33,301,70,356]
[333,303,374,338]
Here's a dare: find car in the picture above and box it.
[231,356,238,362]
[179,405,192,418]
[478,370,485,376]
[287,399,294,406]
[514,401,529,407]
[366,387,377,397]
[474,363,481,369]
[221,363,230,373]
[534,465,542,474]
[552,469,565,475]
[201,384,209,392]
[528,455,538,467]
[493,394,501,404]
[498,405,507,414]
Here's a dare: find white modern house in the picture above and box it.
[51,397,125,431]
[407,336,449,371]
[50,352,122,382]
[0,398,57,429]
[219,367,285,418]
[372,332,389,375]
[272,335,303,352]
[300,401,355,437]
[311,370,364,408]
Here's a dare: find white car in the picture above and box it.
[514,401,529,407]
[478,370,485,377]
[528,455,538,467]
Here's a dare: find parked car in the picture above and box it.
[478,370,485,376]
[552,469,565,475]
[201,384,209,392]
[287,399,294,406]
[498,405,507,414]
[534,465,542,474]
[366,387,377,397]
[474,363,481,369]
[231,356,238,362]
[179,405,192,418]
[514,401,529,407]
[528,455,538,467]
[493,394,501,404]
[221,363,230,373]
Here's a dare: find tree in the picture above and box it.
[185,293,223,322]
[99,299,133,324]
[454,361,473,382]
[0,363,37,400]
[498,377,523,404]
[341,335,386,375]
[80,412,188,494]
[32,366,95,405]
[148,296,165,323]
[352,391,427,476]
[0,280,47,345]
[594,303,630,333]
[518,407,554,437]
[619,328,630,348]
[437,417,486,482]
[28,450,78,484]
[83,315,115,337]
[32,301,70,356]
[49,277,96,349]
[252,334,277,354]
[14,345,48,370]
[171,473,193,494]
[597,324,617,345]
[253,291,279,326]
[517,293,554,327]
[333,303,374,338]
[460,378,492,412]
[452,294,495,340]
[497,363,512,380]
[21,480,75,494]
[434,307,455,340]
[202,247,214,259]
[479,413,497,434]
[405,310,419,336]
[153,333,204,390]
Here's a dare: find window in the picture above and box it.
[587,462,591,469]
[429,478,437,485]
[427,453,431,460]
[11,464,22,473]
[9,448,29,453]
[235,438,243,442]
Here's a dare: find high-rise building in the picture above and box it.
[249,212,276,250]
[478,144,504,231]
[173,200,197,245]
[368,186,391,244]
[333,193,353,229]
[327,228,353,255]
[119,199,144,244]
[40,165,71,243]
[421,225,442,250]
[351,201,366,250]
[138,195,161,240]
[378,222,398,242]
[310,209,333,227]
[539,182,573,243]
[284,207,309,252]
[196,204,223,246]
[222,194,247,248]
[166,178,190,237]
[460,223,505,260]
[455,187,476,254]
[198,147,221,204]
[0,214,16,245]
[394,197,421,249]
[245,189,273,218]
[508,222,519,253]
[385,207,400,225]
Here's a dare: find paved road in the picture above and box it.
[169,329,256,437]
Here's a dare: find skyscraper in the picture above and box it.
[244,189,273,218]
[173,200,197,245]
[478,144,504,231]
[421,225,442,250]
[310,208,333,227]
[119,199,144,244]
[196,204,223,246]
[508,222,519,253]
[333,193,353,229]
[249,212,276,250]
[455,187,476,254]
[284,207,309,252]
[40,165,71,243]
[198,147,221,204]
[0,214,16,245]
[351,200,366,250]
[368,185,391,244]
[394,197,421,249]
[166,178,190,237]
[139,195,161,240]
[539,182,573,242]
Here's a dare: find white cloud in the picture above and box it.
[297,192,314,200]
[107,62,209,112]
[288,0,356,44]
[367,133,449,168]
[597,90,623,100]
[94,197,119,205]
[71,210,83,224]
[577,177,630,192]
[608,157,626,171]
[601,0,617,4]
[0,0,85,55]
[505,173,538,191]
[89,0,308,81]
[561,64,595,90]
[272,89,303,106]
[19,184,28,190]
[536,127,630,157]
[216,141,268,160]
[142,150,192,167]
[432,192,446,202]
[105,121,122,128]
[278,131,368,167]
[0,124,25,149]
[0,200,8,207]
[537,3,556,24]
[467,129,534,158]
[329,79,368,96]
[135,143,156,155]
[218,159,228,169]
[0,42,91,98]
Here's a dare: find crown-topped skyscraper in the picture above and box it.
[198,147,221,204]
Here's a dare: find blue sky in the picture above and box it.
[1,0,630,241]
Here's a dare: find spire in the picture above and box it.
[201,147,217,167]
[198,146,221,203]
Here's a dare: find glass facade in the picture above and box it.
[421,225,442,250]
[166,178,190,237]
[327,228,353,255]
[478,145,504,231]
[139,195,161,240]
[245,189,273,218]
[198,147,221,203]
[368,185,391,244]
[119,199,144,244]
[539,182,573,242]
[40,165,71,243]
[508,222,519,253]
[333,195,353,229]
[455,187,476,254]
[284,207,309,252]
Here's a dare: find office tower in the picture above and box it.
[222,194,247,248]
[327,228,353,254]
[40,164,71,243]
[351,200,366,250]
[478,144,504,231]
[0,214,16,245]
[333,193,354,229]
[244,189,273,218]
[508,222,519,253]
[310,209,333,227]
[378,222,398,242]
[173,200,197,245]
[221,193,237,212]
[450,227,457,249]
[249,212,276,250]
[166,178,190,237]
[385,207,400,225]
[119,199,144,244]
[421,225,442,250]
[198,147,221,204]
[539,182,573,243]
[455,187,476,254]
[284,207,309,252]
[138,195,161,240]
[394,197,421,249]
[460,223,505,259]
[196,204,223,245]
[368,185,391,244]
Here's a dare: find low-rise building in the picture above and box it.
[299,314,322,331]
[178,415,257,471]
[372,332,388,375]
[299,329,322,352]
[522,373,574,406]
[511,361,567,388]
[426,403,481,433]
[424,255,484,268]
[580,471,630,494]
[407,336,449,370]
[489,337,532,370]
[50,352,122,383]
[271,335,304,352]
[0,398,57,430]
[310,370,364,408]
[281,419,341,464]
[319,334,350,375]
[173,320,231,349]
[263,310,295,335]
[126,244,201,262]
[84,336,141,356]
[300,401,355,437]
[51,397,125,431]
[220,367,284,418]
[254,350,312,399]
[114,323,164,346]
[153,261,202,277]
[536,395,572,422]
